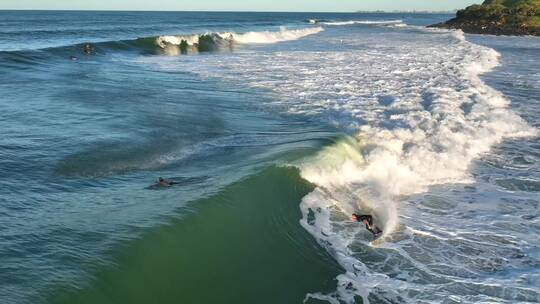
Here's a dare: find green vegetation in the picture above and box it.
[432,0,540,35]
[457,0,540,19]
[531,15,540,26]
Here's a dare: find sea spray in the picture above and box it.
[156,27,324,48]
[321,20,404,26]
[295,29,537,303]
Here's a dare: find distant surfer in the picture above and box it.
[69,55,78,61]
[83,43,93,55]
[352,214,383,238]
[156,177,177,187]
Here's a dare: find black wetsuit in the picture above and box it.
[356,215,383,236]
[157,180,176,187]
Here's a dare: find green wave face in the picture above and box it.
[50,166,342,304]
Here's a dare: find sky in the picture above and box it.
[1,0,482,12]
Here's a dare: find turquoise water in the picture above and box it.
[51,167,342,304]
[1,11,539,304]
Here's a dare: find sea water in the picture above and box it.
[0,11,538,304]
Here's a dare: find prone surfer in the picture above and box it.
[352,214,383,237]
[157,177,177,187]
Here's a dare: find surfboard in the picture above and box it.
[368,231,385,246]
[369,235,385,246]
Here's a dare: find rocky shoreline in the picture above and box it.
[430,0,540,36]
[431,17,540,36]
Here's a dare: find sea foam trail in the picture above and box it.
[156,27,324,47]
[156,26,537,303]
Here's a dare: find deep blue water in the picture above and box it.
[1,11,539,304]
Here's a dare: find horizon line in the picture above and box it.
[0,8,457,14]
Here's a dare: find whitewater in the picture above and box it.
[178,22,539,303]
[157,27,324,47]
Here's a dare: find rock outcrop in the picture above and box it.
[430,0,540,36]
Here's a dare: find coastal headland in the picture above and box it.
[431,0,540,35]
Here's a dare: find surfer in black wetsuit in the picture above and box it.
[352,214,383,237]
[157,177,177,187]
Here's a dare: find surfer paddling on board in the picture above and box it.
[352,214,383,238]
[156,177,177,187]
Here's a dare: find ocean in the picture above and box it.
[0,11,539,304]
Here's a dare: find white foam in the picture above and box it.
[233,27,323,44]
[294,29,537,303]
[391,23,407,28]
[157,34,201,47]
[322,20,403,26]
[151,25,538,303]
[156,27,323,48]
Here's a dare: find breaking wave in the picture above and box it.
[181,25,538,303]
[0,27,324,59]
[156,27,324,49]
[297,29,537,304]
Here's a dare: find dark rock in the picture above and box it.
[429,0,540,36]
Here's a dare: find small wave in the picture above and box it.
[389,23,407,28]
[321,20,403,26]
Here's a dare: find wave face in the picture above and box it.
[184,26,538,303]
[156,27,324,51]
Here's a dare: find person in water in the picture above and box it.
[157,177,176,187]
[83,43,93,55]
[352,214,383,237]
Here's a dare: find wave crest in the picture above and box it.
[156,27,324,48]
[296,30,537,303]
[151,24,538,303]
